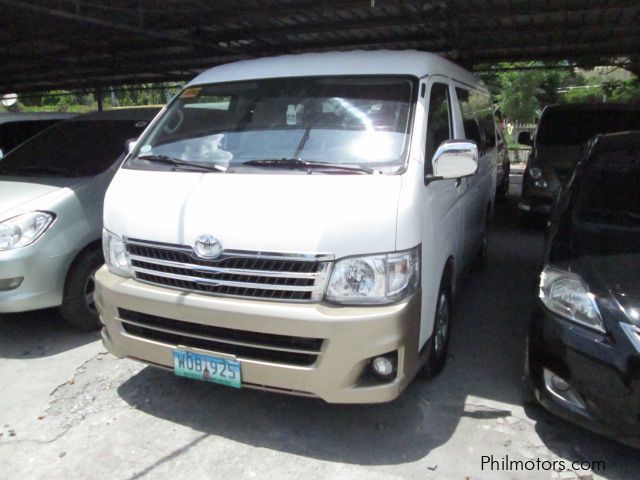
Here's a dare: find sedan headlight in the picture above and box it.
[102,229,130,277]
[529,167,543,179]
[0,211,55,251]
[326,247,420,305]
[539,265,604,332]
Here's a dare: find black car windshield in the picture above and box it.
[537,109,640,146]
[0,119,149,177]
[575,144,640,230]
[127,76,416,173]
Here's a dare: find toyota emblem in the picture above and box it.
[194,234,223,259]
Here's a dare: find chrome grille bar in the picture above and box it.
[128,254,326,279]
[124,239,332,302]
[131,266,325,292]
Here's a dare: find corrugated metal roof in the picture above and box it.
[1,0,638,93]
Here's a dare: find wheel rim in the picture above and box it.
[433,292,450,357]
[83,268,99,315]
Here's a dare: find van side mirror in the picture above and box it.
[125,138,138,154]
[518,131,533,146]
[426,140,478,184]
[0,148,3,160]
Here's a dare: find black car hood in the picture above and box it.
[570,227,640,324]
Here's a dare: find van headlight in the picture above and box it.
[326,247,420,305]
[0,211,55,250]
[102,229,131,277]
[539,265,604,332]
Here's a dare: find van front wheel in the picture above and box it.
[419,285,451,379]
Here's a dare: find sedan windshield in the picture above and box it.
[576,145,640,230]
[537,109,640,146]
[127,76,416,173]
[0,119,150,177]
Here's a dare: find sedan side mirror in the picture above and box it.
[518,131,533,146]
[125,137,138,154]
[426,140,478,184]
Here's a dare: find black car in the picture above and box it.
[518,103,640,217]
[525,130,640,448]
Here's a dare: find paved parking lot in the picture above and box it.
[1,175,638,480]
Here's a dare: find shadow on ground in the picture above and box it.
[0,309,98,358]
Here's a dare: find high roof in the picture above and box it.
[1,0,639,94]
[188,51,481,87]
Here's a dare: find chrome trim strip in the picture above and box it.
[131,276,322,303]
[131,266,323,292]
[128,254,328,279]
[126,238,192,253]
[118,317,323,355]
[621,323,640,353]
[126,238,334,262]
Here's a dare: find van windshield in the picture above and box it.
[537,109,640,146]
[127,76,416,173]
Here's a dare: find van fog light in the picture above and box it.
[0,277,23,291]
[370,353,397,381]
[534,179,548,189]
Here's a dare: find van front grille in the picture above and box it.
[125,239,332,302]
[118,308,324,366]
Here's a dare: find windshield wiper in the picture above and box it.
[136,154,226,172]
[242,158,374,174]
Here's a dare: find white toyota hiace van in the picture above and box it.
[95,51,497,403]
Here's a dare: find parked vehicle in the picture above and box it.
[518,103,640,217]
[525,131,640,447]
[95,51,497,403]
[0,107,160,330]
[495,129,510,201]
[0,112,75,158]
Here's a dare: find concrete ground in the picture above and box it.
[1,174,638,480]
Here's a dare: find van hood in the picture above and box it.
[105,170,402,258]
[0,177,83,218]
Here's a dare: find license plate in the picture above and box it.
[173,350,241,389]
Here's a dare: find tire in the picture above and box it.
[522,335,538,406]
[60,247,104,331]
[471,227,488,272]
[419,281,452,379]
[496,171,509,202]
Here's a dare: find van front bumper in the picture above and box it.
[94,266,423,403]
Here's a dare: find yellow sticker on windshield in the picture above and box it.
[180,87,201,99]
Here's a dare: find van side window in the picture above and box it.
[425,83,452,171]
[456,87,496,154]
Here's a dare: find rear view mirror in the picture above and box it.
[518,131,533,146]
[125,138,138,154]
[427,140,478,183]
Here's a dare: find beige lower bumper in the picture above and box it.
[95,266,423,403]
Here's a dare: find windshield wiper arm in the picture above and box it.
[136,154,226,172]
[242,158,374,174]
